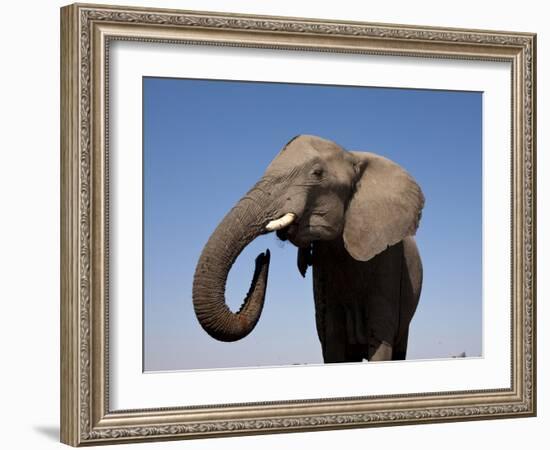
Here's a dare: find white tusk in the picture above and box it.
[265,213,297,232]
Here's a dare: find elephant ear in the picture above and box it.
[343,151,424,262]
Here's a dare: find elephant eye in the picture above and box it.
[311,167,324,178]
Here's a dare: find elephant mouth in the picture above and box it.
[276,223,298,241]
[265,212,298,241]
[266,212,297,232]
[267,212,311,247]
[276,222,316,249]
[273,212,333,247]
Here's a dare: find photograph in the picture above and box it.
[143,77,482,371]
[0,0,544,447]
[59,3,536,445]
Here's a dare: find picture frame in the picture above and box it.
[60,2,536,446]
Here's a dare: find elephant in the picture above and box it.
[192,135,424,363]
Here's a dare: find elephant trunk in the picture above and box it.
[192,185,274,342]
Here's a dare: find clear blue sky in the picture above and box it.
[143,77,482,371]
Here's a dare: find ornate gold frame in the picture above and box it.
[60,3,536,446]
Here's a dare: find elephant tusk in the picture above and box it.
[265,213,296,232]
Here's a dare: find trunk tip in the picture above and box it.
[259,248,271,263]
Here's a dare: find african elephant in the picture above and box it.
[193,135,424,363]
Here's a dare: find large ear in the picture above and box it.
[343,151,424,262]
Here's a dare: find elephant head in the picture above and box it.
[192,135,424,342]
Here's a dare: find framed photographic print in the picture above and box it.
[60,3,536,446]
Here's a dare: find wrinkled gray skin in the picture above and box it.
[193,135,424,362]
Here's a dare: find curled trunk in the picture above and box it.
[192,188,273,342]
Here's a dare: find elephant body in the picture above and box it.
[309,236,422,362]
[193,135,424,363]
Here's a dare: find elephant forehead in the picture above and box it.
[286,134,335,148]
[274,134,346,162]
[266,142,319,172]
